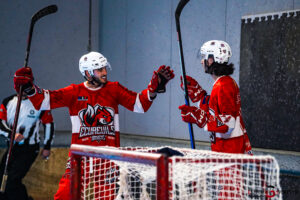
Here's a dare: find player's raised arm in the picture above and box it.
[116,65,175,113]
[13,67,75,111]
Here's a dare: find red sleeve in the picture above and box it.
[116,82,152,113]
[0,104,7,121]
[40,110,54,124]
[137,89,152,112]
[29,84,76,110]
[49,85,76,109]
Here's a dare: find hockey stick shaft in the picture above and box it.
[175,0,196,149]
[0,5,57,193]
[87,0,92,52]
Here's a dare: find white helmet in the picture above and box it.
[200,40,232,64]
[79,51,111,77]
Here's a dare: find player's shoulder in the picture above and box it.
[213,76,236,91]
[105,81,123,88]
[104,81,129,94]
[70,83,83,88]
[62,83,83,91]
[217,76,239,92]
[1,94,17,107]
[217,76,236,85]
[106,81,119,85]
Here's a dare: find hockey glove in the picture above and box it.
[156,65,174,93]
[148,65,174,93]
[148,71,159,93]
[180,75,206,103]
[14,67,35,95]
[178,104,207,128]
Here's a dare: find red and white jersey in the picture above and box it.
[29,81,153,147]
[0,95,54,148]
[202,76,248,153]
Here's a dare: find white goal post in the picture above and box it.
[70,144,282,200]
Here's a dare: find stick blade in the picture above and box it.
[32,4,58,23]
[175,0,190,19]
[0,174,8,193]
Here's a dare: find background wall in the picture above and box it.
[0,0,299,147]
[0,0,100,132]
[98,0,300,146]
[0,1,299,199]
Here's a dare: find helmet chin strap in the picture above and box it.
[204,60,212,74]
[91,76,103,86]
[84,74,104,87]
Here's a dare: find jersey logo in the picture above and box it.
[78,104,115,142]
[78,96,88,101]
[27,109,36,118]
[79,104,113,126]
[216,118,224,127]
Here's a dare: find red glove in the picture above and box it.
[180,75,206,103]
[148,65,175,93]
[178,105,207,128]
[14,67,34,93]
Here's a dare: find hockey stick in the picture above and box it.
[87,0,92,52]
[0,4,58,193]
[175,0,196,149]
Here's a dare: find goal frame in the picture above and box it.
[70,144,282,200]
[70,144,169,200]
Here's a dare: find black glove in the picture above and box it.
[156,65,175,93]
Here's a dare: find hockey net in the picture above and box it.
[70,144,282,200]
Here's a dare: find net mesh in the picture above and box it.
[75,146,282,200]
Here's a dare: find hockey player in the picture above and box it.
[178,40,252,199]
[13,51,175,200]
[178,40,252,154]
[0,93,54,200]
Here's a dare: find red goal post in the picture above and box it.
[70,144,282,200]
[70,144,169,200]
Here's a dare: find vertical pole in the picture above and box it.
[156,155,169,200]
[70,154,81,199]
